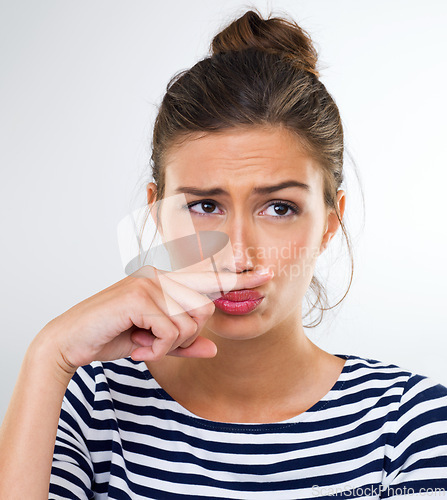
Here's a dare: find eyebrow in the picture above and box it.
[174,180,311,197]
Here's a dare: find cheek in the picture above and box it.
[264,224,321,286]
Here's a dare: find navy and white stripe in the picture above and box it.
[49,355,447,499]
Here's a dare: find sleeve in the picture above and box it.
[381,373,447,498]
[48,364,96,500]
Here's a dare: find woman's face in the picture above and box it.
[147,125,345,341]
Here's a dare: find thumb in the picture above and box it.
[169,335,217,358]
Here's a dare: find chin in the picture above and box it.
[211,330,266,342]
[205,312,269,341]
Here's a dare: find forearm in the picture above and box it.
[0,328,75,499]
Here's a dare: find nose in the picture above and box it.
[217,217,257,274]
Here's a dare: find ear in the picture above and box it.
[319,190,345,255]
[146,182,163,237]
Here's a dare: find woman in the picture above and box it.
[1,9,446,499]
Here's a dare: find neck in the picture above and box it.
[178,312,332,419]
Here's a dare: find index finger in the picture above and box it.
[160,266,274,297]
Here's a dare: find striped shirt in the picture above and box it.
[49,354,447,499]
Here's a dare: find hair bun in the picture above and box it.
[211,10,320,78]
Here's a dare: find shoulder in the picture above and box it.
[335,354,447,433]
[338,354,416,396]
[341,353,446,390]
[66,357,151,405]
[342,353,447,414]
[341,355,447,491]
[388,363,447,448]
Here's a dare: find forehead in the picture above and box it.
[163,126,322,192]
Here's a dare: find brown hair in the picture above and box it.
[139,8,363,327]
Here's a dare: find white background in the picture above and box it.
[1,0,446,423]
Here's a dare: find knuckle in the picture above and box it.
[130,264,158,281]
[183,320,198,338]
[125,284,147,304]
[127,276,159,303]
[126,280,148,304]
[151,350,164,362]
[200,300,216,318]
[167,326,180,341]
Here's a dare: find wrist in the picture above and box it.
[27,325,78,386]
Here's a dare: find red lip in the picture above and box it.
[216,289,263,302]
[213,289,264,315]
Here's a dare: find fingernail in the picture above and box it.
[255,267,273,276]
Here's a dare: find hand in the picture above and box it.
[37,265,274,374]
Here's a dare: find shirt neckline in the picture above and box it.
[136,353,354,431]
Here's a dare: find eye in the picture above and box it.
[184,199,300,218]
[263,201,300,218]
[186,200,220,215]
